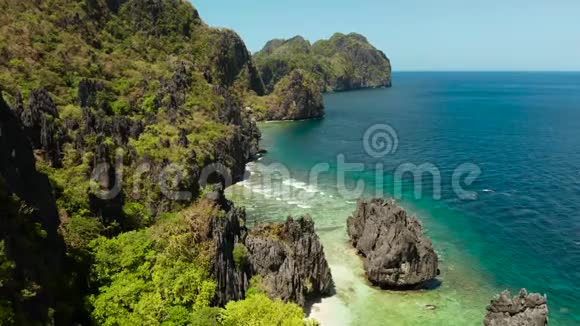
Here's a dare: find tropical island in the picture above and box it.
[0,1,550,325]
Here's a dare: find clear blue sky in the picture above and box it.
[194,0,580,71]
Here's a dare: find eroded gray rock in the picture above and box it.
[484,289,548,326]
[347,198,439,288]
[246,216,333,306]
[206,188,332,307]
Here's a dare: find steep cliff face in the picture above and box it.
[266,69,324,121]
[208,186,251,306]
[0,94,60,235]
[312,33,392,91]
[254,32,392,93]
[484,289,549,326]
[206,29,265,96]
[1,0,334,321]
[247,69,324,121]
[347,198,439,288]
[0,94,74,324]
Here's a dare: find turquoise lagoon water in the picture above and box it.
[226,72,580,325]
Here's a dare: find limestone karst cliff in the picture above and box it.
[246,69,325,121]
[208,187,333,308]
[0,0,325,323]
[246,32,391,121]
[254,33,392,93]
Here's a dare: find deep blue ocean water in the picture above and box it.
[230,72,580,325]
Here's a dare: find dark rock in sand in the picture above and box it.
[347,198,439,288]
[246,216,333,306]
[484,289,548,326]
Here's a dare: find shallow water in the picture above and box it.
[227,72,580,325]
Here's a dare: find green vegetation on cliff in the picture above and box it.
[0,0,315,324]
[0,0,264,229]
[88,201,218,325]
[88,199,316,325]
[254,33,392,93]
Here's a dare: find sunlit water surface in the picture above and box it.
[227,72,580,325]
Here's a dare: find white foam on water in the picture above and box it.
[282,178,318,193]
[240,182,275,199]
[229,163,498,326]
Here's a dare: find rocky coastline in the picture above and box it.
[0,0,553,324]
[246,33,392,121]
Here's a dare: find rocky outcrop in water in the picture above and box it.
[484,289,548,326]
[247,32,391,121]
[246,216,333,306]
[347,198,439,288]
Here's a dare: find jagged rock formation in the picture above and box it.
[347,198,439,288]
[254,33,392,93]
[211,205,252,305]
[484,289,548,326]
[18,88,63,167]
[1,0,336,321]
[205,187,332,307]
[246,216,333,306]
[0,0,269,320]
